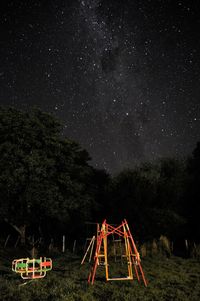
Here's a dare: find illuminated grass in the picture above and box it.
[0,250,200,301]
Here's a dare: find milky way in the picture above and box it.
[1,0,200,173]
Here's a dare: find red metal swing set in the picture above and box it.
[84,219,147,286]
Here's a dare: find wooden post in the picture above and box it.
[49,238,54,252]
[73,240,76,253]
[19,225,26,245]
[185,239,188,251]
[62,235,65,253]
[81,236,95,264]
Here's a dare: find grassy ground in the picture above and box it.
[0,248,200,301]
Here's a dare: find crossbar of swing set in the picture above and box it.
[99,219,135,239]
[88,219,147,286]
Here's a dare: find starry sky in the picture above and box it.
[1,0,200,173]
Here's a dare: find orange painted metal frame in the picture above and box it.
[88,219,147,286]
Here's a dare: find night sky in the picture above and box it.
[1,0,200,173]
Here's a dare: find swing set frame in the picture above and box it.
[82,219,147,286]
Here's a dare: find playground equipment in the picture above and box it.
[81,235,96,264]
[82,219,147,286]
[12,257,52,279]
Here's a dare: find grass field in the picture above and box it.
[0,248,200,301]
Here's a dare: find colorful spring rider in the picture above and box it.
[12,257,52,279]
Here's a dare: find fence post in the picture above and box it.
[62,235,65,253]
[73,240,76,253]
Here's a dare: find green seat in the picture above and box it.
[17,263,26,269]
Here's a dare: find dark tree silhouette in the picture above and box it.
[0,107,94,243]
[107,159,187,241]
[186,141,200,240]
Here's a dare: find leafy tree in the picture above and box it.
[89,168,111,221]
[157,158,186,211]
[143,159,187,239]
[108,167,158,240]
[108,159,187,241]
[186,141,200,240]
[0,107,94,243]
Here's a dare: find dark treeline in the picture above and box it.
[0,107,199,249]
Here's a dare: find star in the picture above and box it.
[0,0,199,173]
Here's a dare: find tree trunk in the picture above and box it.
[4,219,26,246]
[19,225,26,245]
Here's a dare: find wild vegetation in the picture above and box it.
[0,106,199,244]
[0,106,200,299]
[0,248,200,301]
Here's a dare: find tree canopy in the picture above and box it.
[0,107,94,240]
[107,159,187,240]
[0,106,199,245]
